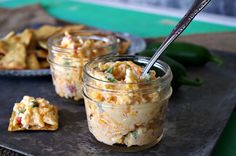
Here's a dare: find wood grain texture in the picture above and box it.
[0,5,57,36]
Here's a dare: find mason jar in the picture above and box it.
[82,55,173,151]
[48,31,117,100]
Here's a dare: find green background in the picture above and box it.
[1,0,236,38]
[1,0,236,155]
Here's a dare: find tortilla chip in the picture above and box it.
[3,31,16,40]
[8,105,58,131]
[34,25,62,40]
[19,29,33,46]
[0,41,8,55]
[26,53,40,69]
[38,40,48,50]
[0,43,26,69]
[2,30,34,50]
[60,25,85,33]
[4,34,21,45]
[35,50,48,59]
[39,60,50,69]
[0,24,130,70]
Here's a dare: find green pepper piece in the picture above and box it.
[107,77,117,82]
[131,131,138,139]
[106,66,114,74]
[64,60,70,66]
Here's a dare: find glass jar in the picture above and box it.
[82,55,173,151]
[48,31,117,100]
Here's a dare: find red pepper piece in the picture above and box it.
[16,117,22,125]
[67,85,77,94]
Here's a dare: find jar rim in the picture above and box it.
[83,55,173,86]
[47,30,117,54]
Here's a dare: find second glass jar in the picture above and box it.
[48,31,117,100]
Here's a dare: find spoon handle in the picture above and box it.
[142,0,211,77]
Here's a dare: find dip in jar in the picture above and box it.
[48,31,117,100]
[82,55,173,151]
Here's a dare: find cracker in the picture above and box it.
[8,105,58,131]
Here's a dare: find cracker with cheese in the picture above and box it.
[8,96,58,131]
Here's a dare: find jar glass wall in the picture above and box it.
[47,31,117,100]
[82,55,173,151]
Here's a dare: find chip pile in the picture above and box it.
[0,25,85,70]
[0,25,131,70]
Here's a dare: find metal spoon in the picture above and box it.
[142,0,211,77]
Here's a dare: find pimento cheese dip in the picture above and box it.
[48,32,116,100]
[8,96,58,131]
[83,56,172,150]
